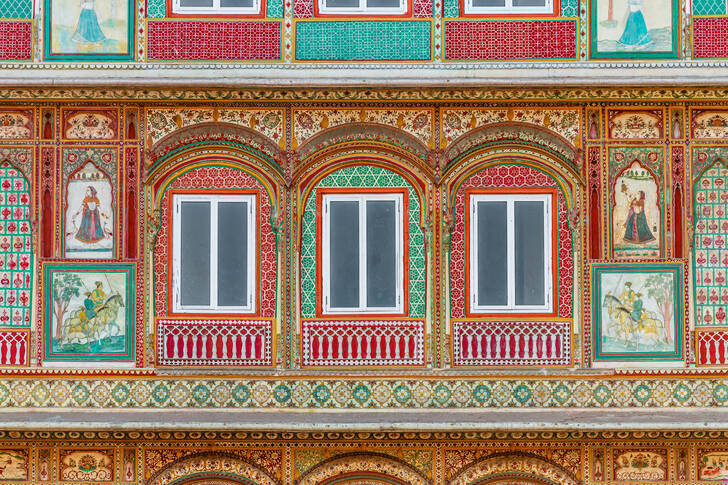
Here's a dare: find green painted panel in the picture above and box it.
[0,0,31,19]
[146,0,166,19]
[693,0,726,15]
[301,165,426,319]
[295,21,431,61]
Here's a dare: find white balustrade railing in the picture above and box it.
[452,321,571,367]
[302,320,425,366]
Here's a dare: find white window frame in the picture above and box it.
[318,0,406,15]
[172,193,256,314]
[469,193,553,313]
[464,0,552,15]
[172,0,261,15]
[322,193,405,314]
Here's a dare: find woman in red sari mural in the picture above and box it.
[74,186,106,244]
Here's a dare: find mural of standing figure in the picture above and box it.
[75,186,106,244]
[619,0,651,46]
[72,0,106,44]
[623,190,655,244]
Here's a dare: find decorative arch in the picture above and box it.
[443,123,582,185]
[295,122,432,180]
[448,453,580,485]
[296,453,430,485]
[147,122,285,178]
[146,452,278,485]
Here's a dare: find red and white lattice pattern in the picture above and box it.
[697,329,728,366]
[0,22,31,60]
[147,21,281,60]
[450,165,573,319]
[693,17,728,59]
[294,0,314,17]
[0,330,27,365]
[154,166,277,318]
[157,319,273,367]
[444,21,577,60]
[451,321,570,367]
[301,320,425,366]
[413,0,432,18]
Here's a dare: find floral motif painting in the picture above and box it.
[43,261,134,364]
[59,449,114,482]
[62,110,118,140]
[0,110,32,140]
[64,162,114,259]
[590,261,685,366]
[611,449,668,481]
[589,0,679,59]
[612,161,661,259]
[44,0,134,61]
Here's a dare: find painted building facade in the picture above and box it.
[2,0,728,483]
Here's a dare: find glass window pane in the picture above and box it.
[477,201,507,306]
[471,0,505,6]
[180,201,210,306]
[515,200,545,306]
[329,201,360,308]
[513,0,545,5]
[366,200,397,308]
[179,0,214,7]
[217,201,248,307]
[221,0,254,7]
[366,0,400,8]
[325,0,359,8]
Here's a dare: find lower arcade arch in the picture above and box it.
[296,453,430,485]
[145,453,278,485]
[447,453,580,485]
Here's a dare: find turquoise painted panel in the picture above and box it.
[693,0,726,15]
[301,166,426,319]
[560,0,578,17]
[295,21,431,61]
[267,0,283,18]
[147,0,166,18]
[443,0,458,18]
[0,0,31,19]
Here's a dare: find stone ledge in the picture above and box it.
[0,408,726,431]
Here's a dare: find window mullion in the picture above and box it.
[323,197,330,312]
[396,196,403,312]
[470,198,477,310]
[544,198,551,309]
[210,200,219,311]
[359,197,367,312]
[507,199,515,310]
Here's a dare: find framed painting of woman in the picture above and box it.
[589,0,680,59]
[44,0,135,60]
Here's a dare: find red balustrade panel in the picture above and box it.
[156,319,274,367]
[0,330,28,366]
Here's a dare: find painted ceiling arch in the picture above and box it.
[146,453,279,485]
[296,453,430,485]
[448,453,580,485]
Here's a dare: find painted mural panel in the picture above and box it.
[64,162,114,259]
[44,0,134,61]
[692,110,728,140]
[611,449,668,481]
[43,262,135,364]
[699,450,728,481]
[590,262,685,366]
[0,449,28,481]
[612,161,661,259]
[62,110,118,140]
[589,0,679,59]
[0,110,32,140]
[59,449,114,482]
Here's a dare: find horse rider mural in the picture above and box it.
[78,281,106,330]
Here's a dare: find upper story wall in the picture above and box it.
[2,0,728,83]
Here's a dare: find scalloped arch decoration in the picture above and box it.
[448,454,580,485]
[146,454,278,485]
[296,453,430,485]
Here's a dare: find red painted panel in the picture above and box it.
[694,17,728,58]
[0,22,31,60]
[444,20,577,60]
[147,21,281,61]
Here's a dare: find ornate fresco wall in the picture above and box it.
[2,87,728,483]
